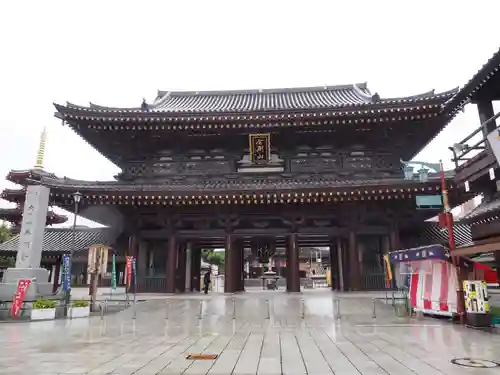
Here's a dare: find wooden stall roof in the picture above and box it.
[0,227,118,253]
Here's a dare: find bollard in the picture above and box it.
[100,302,104,321]
[372,299,376,318]
[265,299,270,320]
[104,300,108,314]
[199,300,203,320]
[165,301,170,320]
[301,299,305,319]
[132,298,137,320]
[385,291,388,303]
[232,298,236,320]
[335,298,341,320]
[391,291,395,307]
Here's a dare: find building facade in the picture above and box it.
[447,46,500,280]
[1,83,470,293]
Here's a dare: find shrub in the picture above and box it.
[72,300,89,308]
[491,306,500,316]
[32,298,57,309]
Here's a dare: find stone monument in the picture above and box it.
[0,128,55,302]
[16,185,50,268]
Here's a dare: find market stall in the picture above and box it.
[389,244,498,317]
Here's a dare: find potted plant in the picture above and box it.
[70,300,90,318]
[31,298,57,321]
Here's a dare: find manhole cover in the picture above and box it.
[451,358,500,368]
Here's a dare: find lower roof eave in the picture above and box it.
[42,177,457,197]
[452,239,500,256]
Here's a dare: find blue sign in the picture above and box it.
[132,257,137,293]
[415,195,443,208]
[62,254,71,292]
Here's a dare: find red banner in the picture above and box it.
[126,256,133,290]
[10,279,31,318]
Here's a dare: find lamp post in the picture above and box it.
[64,191,82,317]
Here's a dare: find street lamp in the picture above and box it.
[64,191,82,317]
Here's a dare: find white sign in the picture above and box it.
[486,129,500,167]
[16,185,50,268]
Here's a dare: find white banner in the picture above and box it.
[486,128,500,166]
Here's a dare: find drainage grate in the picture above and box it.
[451,358,500,368]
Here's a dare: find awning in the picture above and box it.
[389,244,474,269]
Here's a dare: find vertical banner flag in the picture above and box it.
[62,254,71,292]
[249,133,270,164]
[111,254,117,290]
[383,254,393,288]
[10,279,32,318]
[132,257,137,293]
[126,256,133,291]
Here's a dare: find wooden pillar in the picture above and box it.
[165,236,177,293]
[337,237,345,292]
[495,251,500,283]
[176,241,186,293]
[348,231,360,291]
[240,242,245,291]
[224,235,237,293]
[235,240,244,292]
[191,246,201,291]
[477,100,497,136]
[52,255,62,293]
[185,243,191,292]
[389,225,400,251]
[233,239,241,291]
[287,234,300,292]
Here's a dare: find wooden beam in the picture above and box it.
[452,241,500,256]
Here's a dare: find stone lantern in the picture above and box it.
[403,165,414,180]
[418,167,429,182]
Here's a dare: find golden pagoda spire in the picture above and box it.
[33,127,47,170]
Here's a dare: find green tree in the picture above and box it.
[0,222,13,243]
[201,249,225,266]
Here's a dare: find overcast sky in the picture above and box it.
[0,0,499,228]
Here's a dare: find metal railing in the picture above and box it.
[0,298,130,322]
[449,110,500,168]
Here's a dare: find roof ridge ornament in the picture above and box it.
[141,98,149,110]
[33,127,47,170]
[352,83,373,102]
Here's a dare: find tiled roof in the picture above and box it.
[37,173,450,193]
[0,188,25,202]
[6,169,57,188]
[419,222,472,247]
[443,46,500,119]
[0,208,68,225]
[462,197,500,223]
[55,84,458,115]
[152,84,373,112]
[0,227,118,253]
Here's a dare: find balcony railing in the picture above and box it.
[449,110,500,169]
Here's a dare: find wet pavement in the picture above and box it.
[1,290,500,374]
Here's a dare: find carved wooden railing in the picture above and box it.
[450,110,500,169]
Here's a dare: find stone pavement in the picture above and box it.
[1,291,500,375]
